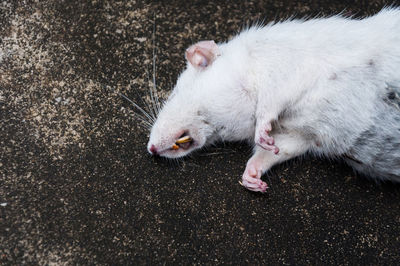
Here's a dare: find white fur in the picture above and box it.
[148,8,400,190]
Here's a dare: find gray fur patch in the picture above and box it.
[345,104,400,182]
[384,84,400,111]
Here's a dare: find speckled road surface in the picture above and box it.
[1,1,400,264]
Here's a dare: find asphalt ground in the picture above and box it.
[1,0,400,264]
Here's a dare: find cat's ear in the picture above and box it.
[185,40,220,69]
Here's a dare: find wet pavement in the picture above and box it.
[1,0,400,264]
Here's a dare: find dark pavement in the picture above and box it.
[1,0,400,264]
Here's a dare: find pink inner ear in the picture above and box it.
[185,40,219,69]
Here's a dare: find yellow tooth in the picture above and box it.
[172,144,179,150]
[176,136,192,144]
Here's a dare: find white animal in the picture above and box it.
[147,8,400,192]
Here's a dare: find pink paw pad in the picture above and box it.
[256,126,279,154]
[240,164,269,193]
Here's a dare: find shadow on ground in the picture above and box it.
[1,0,399,264]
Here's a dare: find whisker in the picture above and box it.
[117,90,155,124]
[133,115,153,128]
[130,82,156,121]
[103,84,155,125]
[152,17,162,115]
[146,66,159,120]
[119,104,153,128]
